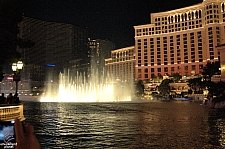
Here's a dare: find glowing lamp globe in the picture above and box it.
[17,61,23,70]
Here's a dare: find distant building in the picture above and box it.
[134,0,225,80]
[19,16,88,82]
[105,46,135,82]
[88,39,115,78]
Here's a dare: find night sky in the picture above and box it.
[22,0,202,49]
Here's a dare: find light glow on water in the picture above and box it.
[40,70,133,102]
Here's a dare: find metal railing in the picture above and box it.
[0,103,25,121]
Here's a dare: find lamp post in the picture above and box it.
[12,61,23,95]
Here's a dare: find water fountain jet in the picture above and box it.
[40,69,134,102]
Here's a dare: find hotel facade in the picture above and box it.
[134,0,225,80]
[19,16,88,82]
[105,46,135,82]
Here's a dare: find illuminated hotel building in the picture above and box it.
[105,46,135,82]
[134,0,225,80]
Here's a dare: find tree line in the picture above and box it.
[135,61,225,102]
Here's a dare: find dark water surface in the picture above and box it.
[23,101,225,149]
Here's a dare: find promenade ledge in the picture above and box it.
[0,103,25,121]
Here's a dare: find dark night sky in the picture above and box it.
[22,0,203,49]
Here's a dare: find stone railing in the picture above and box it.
[0,103,25,121]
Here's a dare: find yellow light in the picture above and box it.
[17,61,23,70]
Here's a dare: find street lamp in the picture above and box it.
[12,61,23,95]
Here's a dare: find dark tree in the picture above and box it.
[207,81,225,103]
[135,80,144,97]
[158,79,173,98]
[171,73,182,82]
[151,74,157,81]
[186,61,225,103]
[202,61,221,81]
[158,74,163,80]
[187,77,204,92]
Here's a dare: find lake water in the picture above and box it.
[23,101,225,149]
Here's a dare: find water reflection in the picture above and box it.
[207,109,225,148]
[23,101,225,148]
